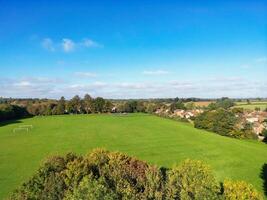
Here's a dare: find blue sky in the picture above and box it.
[0,0,266,99]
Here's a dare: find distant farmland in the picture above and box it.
[0,114,266,199]
[234,101,267,111]
[192,101,214,107]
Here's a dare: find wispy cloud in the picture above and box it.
[62,38,75,52]
[1,76,266,99]
[74,72,97,78]
[81,38,102,48]
[41,38,55,52]
[41,38,101,53]
[255,57,267,63]
[143,70,169,75]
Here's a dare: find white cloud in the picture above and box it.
[1,76,266,99]
[92,81,107,87]
[14,81,31,87]
[82,38,101,48]
[62,38,75,52]
[41,38,55,51]
[41,37,101,53]
[240,64,252,69]
[255,57,267,63]
[74,72,97,78]
[143,70,169,75]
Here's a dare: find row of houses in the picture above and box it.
[155,108,203,119]
[155,107,267,140]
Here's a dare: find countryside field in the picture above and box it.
[0,114,266,199]
[234,101,267,111]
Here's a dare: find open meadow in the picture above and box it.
[0,114,266,198]
[234,101,267,111]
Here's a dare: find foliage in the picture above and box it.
[185,102,195,110]
[55,96,66,115]
[261,129,267,138]
[166,159,220,200]
[10,149,262,200]
[194,109,237,137]
[223,180,263,200]
[0,104,29,122]
[64,175,119,200]
[0,94,114,118]
[207,98,235,110]
[194,108,257,139]
[170,100,186,112]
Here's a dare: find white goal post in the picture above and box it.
[19,125,33,129]
[13,127,29,133]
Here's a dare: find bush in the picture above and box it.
[166,159,220,200]
[223,180,263,200]
[64,175,119,200]
[143,166,166,199]
[10,149,263,200]
[10,155,68,200]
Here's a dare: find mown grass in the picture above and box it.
[0,114,266,198]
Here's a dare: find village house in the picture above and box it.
[243,111,267,139]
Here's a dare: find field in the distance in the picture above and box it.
[0,114,266,199]
[234,101,267,111]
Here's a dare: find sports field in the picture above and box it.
[0,114,266,198]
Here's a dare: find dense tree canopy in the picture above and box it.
[10,149,263,200]
[207,98,235,110]
[0,104,29,122]
[194,108,256,139]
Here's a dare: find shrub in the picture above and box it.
[223,180,263,200]
[64,175,119,200]
[10,155,68,200]
[143,166,166,199]
[10,149,263,200]
[166,159,220,200]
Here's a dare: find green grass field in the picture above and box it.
[0,114,266,199]
[234,101,267,111]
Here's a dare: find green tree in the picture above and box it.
[124,100,138,113]
[83,94,93,114]
[185,102,195,110]
[216,97,235,109]
[67,95,82,114]
[64,176,119,200]
[170,100,185,112]
[55,96,65,115]
[166,159,220,200]
[93,97,105,113]
[194,109,239,138]
[255,107,261,111]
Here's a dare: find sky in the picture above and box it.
[0,0,267,99]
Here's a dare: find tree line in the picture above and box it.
[0,95,164,122]
[11,149,263,200]
[0,94,114,122]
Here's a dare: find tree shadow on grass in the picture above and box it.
[0,119,22,127]
[260,163,267,196]
[0,116,33,127]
